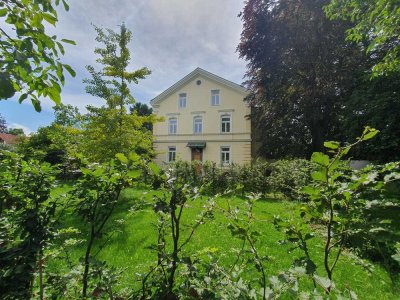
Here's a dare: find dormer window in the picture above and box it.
[178,93,187,108]
[211,90,220,106]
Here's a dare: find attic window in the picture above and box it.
[196,80,201,85]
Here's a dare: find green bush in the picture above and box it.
[268,159,314,201]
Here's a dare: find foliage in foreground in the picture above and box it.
[0,128,399,299]
[0,0,75,110]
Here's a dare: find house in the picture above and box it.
[0,133,19,146]
[150,68,251,166]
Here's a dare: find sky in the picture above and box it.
[0,0,248,134]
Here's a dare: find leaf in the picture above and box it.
[62,0,70,11]
[115,153,128,164]
[148,162,160,175]
[362,127,379,141]
[63,64,76,77]
[61,38,76,45]
[311,152,330,167]
[128,152,140,162]
[18,93,28,103]
[324,141,340,150]
[127,169,141,178]
[313,275,332,290]
[0,8,7,17]
[31,98,41,112]
[42,13,58,26]
[311,170,327,182]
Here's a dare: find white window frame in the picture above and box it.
[220,146,231,166]
[178,93,187,108]
[168,117,177,135]
[211,90,220,106]
[193,116,203,134]
[220,114,231,133]
[167,146,176,162]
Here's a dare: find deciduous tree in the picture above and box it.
[325,0,400,76]
[0,0,75,111]
[82,24,156,162]
[238,0,365,157]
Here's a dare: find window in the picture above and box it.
[221,146,230,166]
[221,114,231,133]
[211,90,220,106]
[193,116,203,134]
[168,117,177,134]
[168,146,176,162]
[178,93,187,108]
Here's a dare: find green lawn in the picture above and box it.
[50,185,399,299]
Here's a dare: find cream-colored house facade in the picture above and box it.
[150,68,251,166]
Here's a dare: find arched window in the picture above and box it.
[193,116,203,134]
[221,114,231,133]
[168,117,177,134]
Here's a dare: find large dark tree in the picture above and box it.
[342,73,400,162]
[239,0,365,158]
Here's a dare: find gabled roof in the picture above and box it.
[0,133,19,144]
[150,67,249,106]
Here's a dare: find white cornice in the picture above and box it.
[150,67,249,107]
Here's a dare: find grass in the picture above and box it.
[49,185,399,299]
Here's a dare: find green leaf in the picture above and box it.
[127,169,141,178]
[61,38,76,45]
[42,13,57,26]
[63,64,76,77]
[18,93,28,103]
[362,127,379,141]
[128,152,140,162]
[311,152,330,166]
[148,162,160,175]
[324,141,340,150]
[311,170,327,182]
[62,0,70,11]
[31,98,41,112]
[0,8,7,17]
[115,153,128,164]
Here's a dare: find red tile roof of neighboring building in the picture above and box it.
[0,133,19,145]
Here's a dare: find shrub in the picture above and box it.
[268,159,314,201]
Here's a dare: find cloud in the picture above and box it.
[3,0,248,131]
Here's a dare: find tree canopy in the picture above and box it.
[238,0,365,158]
[325,0,400,76]
[0,0,75,111]
[82,24,155,162]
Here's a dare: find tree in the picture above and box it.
[82,24,155,162]
[0,113,6,133]
[7,128,24,135]
[238,0,365,158]
[130,102,153,131]
[0,0,75,111]
[341,73,400,162]
[53,103,81,127]
[325,0,400,76]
